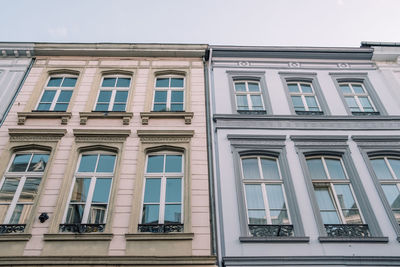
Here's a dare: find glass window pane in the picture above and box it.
[62,77,77,87]
[261,159,280,180]
[236,95,248,110]
[78,155,98,172]
[307,158,327,179]
[164,204,181,223]
[248,82,260,92]
[143,179,161,203]
[47,77,62,87]
[334,184,358,210]
[142,204,159,224]
[382,185,400,209]
[153,104,167,111]
[147,155,164,173]
[301,84,312,93]
[388,158,400,178]
[156,78,169,87]
[0,178,19,202]
[27,154,49,172]
[171,104,184,111]
[165,155,182,172]
[95,103,109,111]
[9,154,32,172]
[305,96,318,109]
[57,90,73,103]
[9,204,32,224]
[266,185,286,209]
[245,185,264,209]
[325,158,346,179]
[340,84,351,94]
[70,178,91,202]
[102,78,116,87]
[234,82,246,92]
[288,84,299,93]
[242,158,260,179]
[345,97,359,110]
[92,179,112,203]
[171,78,184,88]
[291,96,304,109]
[88,204,107,223]
[96,155,115,173]
[66,204,85,223]
[314,187,336,210]
[352,84,365,94]
[116,78,131,87]
[112,104,126,111]
[97,91,112,102]
[342,209,362,224]
[37,103,51,111]
[248,210,267,224]
[171,91,184,102]
[359,97,373,110]
[371,159,393,179]
[250,95,263,110]
[166,178,181,203]
[154,91,167,102]
[320,211,341,224]
[270,210,289,224]
[115,91,128,103]
[40,90,56,102]
[18,178,40,202]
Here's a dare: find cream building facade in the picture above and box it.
[0,43,216,266]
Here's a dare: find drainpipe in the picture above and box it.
[0,57,35,127]
[203,48,218,260]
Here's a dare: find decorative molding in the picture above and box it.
[137,130,194,144]
[125,233,194,241]
[352,135,400,147]
[79,112,133,125]
[17,112,72,125]
[0,233,31,242]
[239,236,309,243]
[8,128,66,142]
[73,129,130,143]
[140,112,194,125]
[43,233,113,241]
[228,135,286,148]
[238,61,250,67]
[337,63,350,68]
[288,62,301,68]
[318,236,388,243]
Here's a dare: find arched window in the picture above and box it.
[94,75,131,112]
[36,75,77,111]
[152,75,185,112]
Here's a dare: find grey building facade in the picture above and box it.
[207,45,400,266]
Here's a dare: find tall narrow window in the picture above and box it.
[36,76,77,111]
[241,156,293,237]
[95,76,131,112]
[139,152,183,233]
[234,81,264,111]
[306,156,368,237]
[287,82,321,113]
[153,76,184,112]
[0,152,49,232]
[370,156,400,223]
[339,82,376,113]
[61,153,116,233]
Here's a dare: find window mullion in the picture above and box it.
[108,89,116,111]
[82,176,96,223]
[384,157,397,179]
[354,96,364,112]
[261,183,272,224]
[4,176,26,224]
[167,89,171,111]
[50,89,61,110]
[159,175,166,224]
[300,94,309,111]
[330,184,346,224]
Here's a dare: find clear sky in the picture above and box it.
[2,0,399,47]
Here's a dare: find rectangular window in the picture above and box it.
[0,152,49,232]
[61,153,116,233]
[139,153,183,232]
[94,76,131,112]
[234,81,264,111]
[339,82,376,113]
[287,82,321,113]
[153,77,184,112]
[36,76,77,112]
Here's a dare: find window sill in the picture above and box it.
[318,236,388,243]
[0,233,31,241]
[351,111,380,116]
[79,111,133,125]
[43,233,113,241]
[18,111,72,125]
[237,110,267,115]
[140,112,194,125]
[239,236,309,243]
[125,232,194,241]
[295,110,324,115]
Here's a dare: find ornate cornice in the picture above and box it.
[8,128,66,142]
[73,129,131,143]
[140,112,194,125]
[137,130,194,144]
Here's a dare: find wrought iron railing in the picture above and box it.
[59,223,105,233]
[248,224,294,237]
[0,224,26,233]
[324,224,370,237]
[138,223,184,233]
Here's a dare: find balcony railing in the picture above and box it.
[138,223,184,233]
[324,224,370,237]
[59,223,105,233]
[0,224,26,233]
[248,224,294,237]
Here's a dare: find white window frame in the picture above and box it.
[307,155,365,224]
[287,81,321,112]
[0,152,48,224]
[152,75,185,112]
[339,82,377,112]
[241,155,291,225]
[234,80,265,111]
[140,152,184,224]
[36,75,77,112]
[63,152,116,224]
[94,75,131,112]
